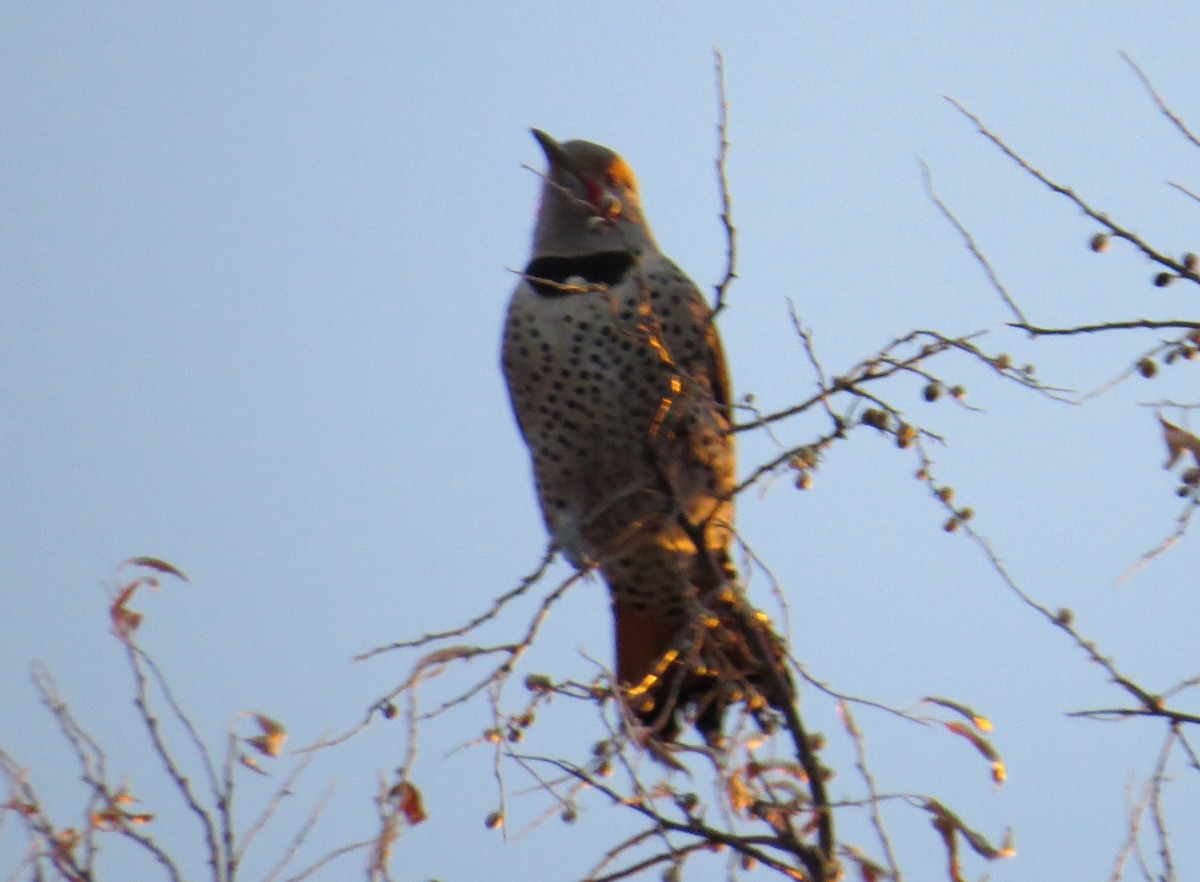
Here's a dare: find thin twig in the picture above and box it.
[283,840,375,882]
[955,519,1187,729]
[235,747,321,863]
[1116,499,1197,586]
[839,702,902,882]
[1014,319,1200,336]
[1121,52,1200,151]
[126,645,225,878]
[1167,180,1200,206]
[712,48,737,315]
[920,160,1028,325]
[262,785,335,882]
[947,96,1193,278]
[354,546,555,661]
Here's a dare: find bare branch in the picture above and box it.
[839,702,902,882]
[712,47,737,315]
[946,96,1195,279]
[353,545,555,661]
[125,644,225,877]
[921,160,1028,325]
[1121,52,1200,151]
[1116,499,1198,586]
[262,785,335,882]
[1014,319,1200,336]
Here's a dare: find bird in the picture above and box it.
[501,129,793,745]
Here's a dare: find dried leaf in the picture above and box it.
[245,733,286,758]
[923,799,1014,872]
[239,753,269,775]
[2,800,38,817]
[90,810,123,831]
[943,722,1005,784]
[390,781,427,826]
[929,805,964,882]
[843,845,887,882]
[416,645,478,671]
[243,713,287,757]
[1161,418,1200,469]
[110,605,143,642]
[725,769,754,814]
[109,580,147,642]
[124,557,190,582]
[923,696,992,732]
[53,828,81,851]
[251,713,286,738]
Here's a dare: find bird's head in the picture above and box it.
[529,129,657,257]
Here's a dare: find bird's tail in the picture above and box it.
[615,589,794,747]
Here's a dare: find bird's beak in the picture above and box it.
[531,128,572,173]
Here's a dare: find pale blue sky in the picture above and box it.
[3,4,1199,880]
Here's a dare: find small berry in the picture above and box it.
[676,793,700,813]
[943,517,960,533]
[923,382,943,402]
[794,470,813,490]
[1154,271,1174,287]
[1055,608,1073,625]
[949,385,967,400]
[1089,232,1110,253]
[1184,252,1198,272]
[862,408,889,429]
[485,811,503,830]
[1137,358,1158,379]
[993,353,1012,370]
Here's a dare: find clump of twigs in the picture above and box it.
[1,557,404,882]
[929,52,1200,881]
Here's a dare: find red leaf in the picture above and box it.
[1161,418,1200,469]
[390,781,427,826]
[124,557,190,582]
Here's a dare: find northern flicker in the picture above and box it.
[501,130,793,745]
